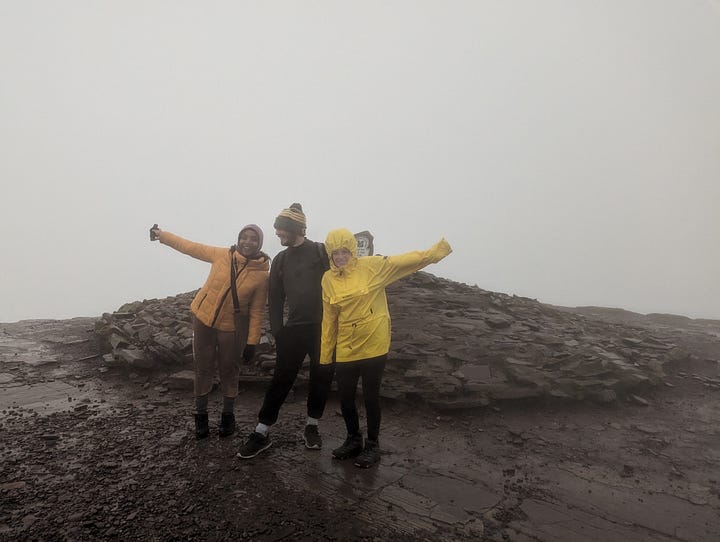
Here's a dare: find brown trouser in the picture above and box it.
[192,316,243,398]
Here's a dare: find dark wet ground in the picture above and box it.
[1,318,720,541]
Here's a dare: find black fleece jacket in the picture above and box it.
[268,239,329,335]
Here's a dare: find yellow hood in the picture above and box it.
[325,228,358,274]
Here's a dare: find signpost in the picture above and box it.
[354,231,374,257]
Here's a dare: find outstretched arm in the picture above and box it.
[370,238,452,288]
[155,230,224,263]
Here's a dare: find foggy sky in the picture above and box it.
[1,1,719,323]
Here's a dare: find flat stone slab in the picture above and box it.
[1,381,78,411]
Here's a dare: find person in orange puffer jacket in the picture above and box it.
[150,224,269,439]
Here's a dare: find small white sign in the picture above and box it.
[354,231,374,257]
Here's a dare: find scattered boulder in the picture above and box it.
[166,370,194,390]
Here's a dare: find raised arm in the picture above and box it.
[157,230,225,263]
[368,238,452,289]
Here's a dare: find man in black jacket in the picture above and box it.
[238,203,334,458]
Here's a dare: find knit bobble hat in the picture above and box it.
[273,202,307,234]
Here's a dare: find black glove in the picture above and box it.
[242,344,256,364]
[271,327,285,345]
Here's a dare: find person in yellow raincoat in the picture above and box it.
[320,228,452,468]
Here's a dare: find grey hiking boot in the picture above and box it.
[332,433,363,460]
[237,431,271,459]
[303,424,322,450]
[354,439,380,468]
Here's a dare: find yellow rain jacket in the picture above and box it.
[320,229,452,364]
[159,231,269,342]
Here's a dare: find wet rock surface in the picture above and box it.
[2,282,720,541]
[96,272,691,407]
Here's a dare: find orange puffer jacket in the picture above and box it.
[159,231,269,342]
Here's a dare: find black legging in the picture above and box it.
[258,323,335,426]
[335,355,387,442]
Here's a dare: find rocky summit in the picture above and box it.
[95,272,691,407]
[4,275,720,541]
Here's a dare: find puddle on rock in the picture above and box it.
[1,380,113,415]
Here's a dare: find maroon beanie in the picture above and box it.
[238,224,264,257]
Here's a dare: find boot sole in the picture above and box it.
[303,438,322,450]
[218,428,236,438]
[332,449,363,460]
[237,441,272,459]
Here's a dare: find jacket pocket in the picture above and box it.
[348,317,383,352]
[196,292,209,311]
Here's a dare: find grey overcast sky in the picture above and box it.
[1,1,719,323]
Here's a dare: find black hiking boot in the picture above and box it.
[354,439,380,468]
[237,431,271,459]
[332,433,363,460]
[194,412,209,439]
[218,412,235,438]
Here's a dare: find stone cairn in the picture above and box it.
[95,272,688,408]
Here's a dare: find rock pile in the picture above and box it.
[95,272,689,408]
[95,298,195,370]
[383,273,687,408]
